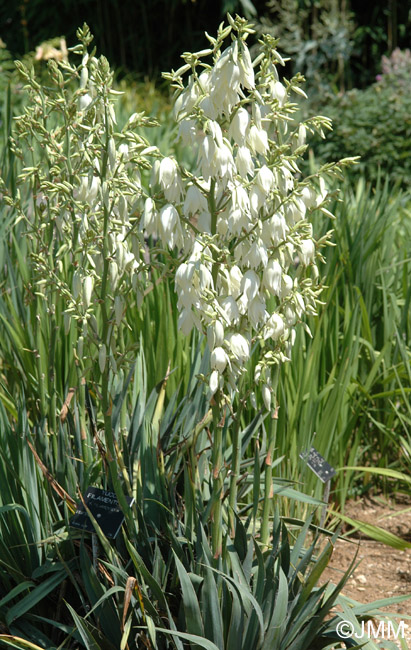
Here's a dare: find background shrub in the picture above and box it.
[310,55,411,187]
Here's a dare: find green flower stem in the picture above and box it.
[97,127,135,532]
[211,395,224,558]
[78,374,90,465]
[35,311,47,421]
[208,179,219,286]
[207,177,225,556]
[48,307,57,437]
[228,393,244,536]
[260,365,280,548]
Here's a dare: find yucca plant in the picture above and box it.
[1,16,410,650]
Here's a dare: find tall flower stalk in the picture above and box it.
[3,24,158,518]
[2,18,355,558]
[147,14,354,553]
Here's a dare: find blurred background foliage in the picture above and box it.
[0,0,409,87]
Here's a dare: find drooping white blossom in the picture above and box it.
[154,15,347,402]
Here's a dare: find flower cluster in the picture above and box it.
[143,16,344,403]
[11,25,157,375]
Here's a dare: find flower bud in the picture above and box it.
[262,384,271,411]
[78,92,92,111]
[64,312,71,335]
[98,344,107,373]
[271,80,287,105]
[80,65,88,89]
[281,275,293,298]
[108,137,116,171]
[82,275,94,310]
[114,295,124,326]
[118,143,129,160]
[297,124,306,147]
[239,45,255,89]
[142,197,157,234]
[209,369,219,396]
[72,270,81,300]
[109,260,119,291]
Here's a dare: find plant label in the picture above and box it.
[299,447,336,483]
[70,487,134,539]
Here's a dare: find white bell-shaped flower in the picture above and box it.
[178,118,197,146]
[159,157,178,190]
[263,258,282,296]
[249,185,266,218]
[220,296,240,325]
[207,320,225,350]
[226,333,250,363]
[268,212,289,246]
[247,124,268,155]
[228,108,250,145]
[244,238,268,268]
[281,274,293,298]
[264,313,285,340]
[210,346,229,373]
[248,296,267,328]
[299,239,315,265]
[239,44,255,89]
[285,305,297,326]
[160,204,181,249]
[256,165,275,196]
[235,145,254,178]
[240,269,260,305]
[270,80,287,105]
[184,184,207,217]
[208,120,224,147]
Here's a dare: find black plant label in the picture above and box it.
[299,447,336,483]
[70,487,134,538]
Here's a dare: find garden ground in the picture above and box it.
[321,495,411,645]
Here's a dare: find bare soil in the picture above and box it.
[319,495,411,646]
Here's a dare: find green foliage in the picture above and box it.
[0,386,396,649]
[270,179,411,508]
[311,77,411,187]
[256,0,355,93]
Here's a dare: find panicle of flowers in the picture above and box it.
[8,24,158,373]
[152,14,350,404]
